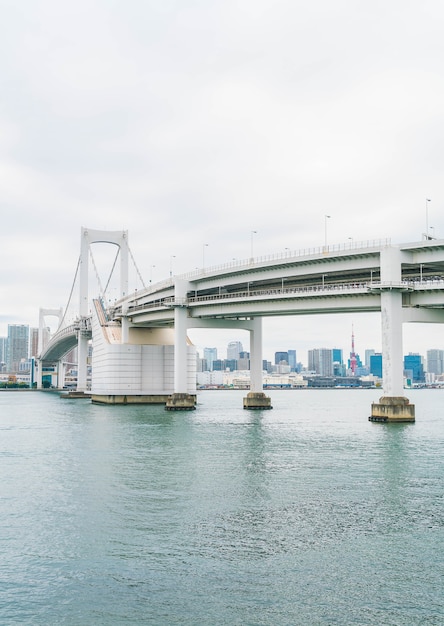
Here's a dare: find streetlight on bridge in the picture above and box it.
[324,215,331,249]
[250,230,257,260]
[170,255,176,277]
[202,243,209,269]
[425,198,431,240]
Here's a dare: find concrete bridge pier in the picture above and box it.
[370,247,414,422]
[77,324,89,393]
[243,317,272,410]
[166,280,196,411]
[57,361,66,390]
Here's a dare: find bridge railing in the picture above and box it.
[180,238,391,280]
[124,281,372,313]
[118,237,392,304]
[114,277,444,317]
[40,317,92,357]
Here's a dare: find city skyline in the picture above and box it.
[1,2,444,358]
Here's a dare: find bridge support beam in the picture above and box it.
[244,317,272,410]
[370,247,414,422]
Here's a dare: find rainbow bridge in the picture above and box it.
[39,227,444,419]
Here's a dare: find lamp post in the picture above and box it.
[150,264,155,283]
[425,198,431,239]
[202,243,208,269]
[324,215,331,248]
[250,230,257,260]
[169,255,176,277]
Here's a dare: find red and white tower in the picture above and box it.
[350,325,357,375]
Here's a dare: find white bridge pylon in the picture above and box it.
[78,227,129,391]
[80,227,129,316]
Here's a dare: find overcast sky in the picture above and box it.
[1,0,444,364]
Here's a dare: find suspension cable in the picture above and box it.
[123,237,147,290]
[103,247,120,297]
[89,245,105,297]
[58,255,81,330]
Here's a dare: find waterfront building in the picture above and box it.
[0,336,6,371]
[275,351,288,365]
[30,327,39,358]
[365,349,375,368]
[308,348,333,376]
[332,348,343,364]
[203,347,217,371]
[288,349,297,371]
[426,349,444,375]
[6,324,29,373]
[404,353,425,383]
[227,341,243,360]
[370,353,383,378]
[238,351,250,370]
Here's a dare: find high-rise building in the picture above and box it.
[365,349,375,368]
[308,348,333,376]
[7,324,29,373]
[203,347,218,371]
[332,348,343,364]
[0,336,7,369]
[227,341,243,361]
[275,351,288,365]
[287,350,297,371]
[30,327,39,358]
[238,351,250,370]
[404,353,425,383]
[426,349,444,375]
[370,353,383,378]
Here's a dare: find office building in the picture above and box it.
[203,347,217,371]
[426,349,444,375]
[30,328,39,358]
[370,354,382,378]
[7,325,29,373]
[238,351,250,370]
[404,353,424,383]
[332,348,343,364]
[0,336,6,370]
[308,348,333,376]
[227,341,243,361]
[275,351,288,365]
[365,349,375,369]
[287,350,297,371]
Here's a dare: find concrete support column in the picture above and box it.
[36,359,42,389]
[174,305,188,394]
[77,331,89,392]
[381,290,404,397]
[249,317,263,392]
[370,245,414,422]
[243,316,272,410]
[166,279,196,410]
[57,361,66,390]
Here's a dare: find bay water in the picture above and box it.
[1,389,443,625]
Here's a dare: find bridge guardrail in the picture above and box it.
[116,278,444,316]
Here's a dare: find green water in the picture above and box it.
[1,389,443,625]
